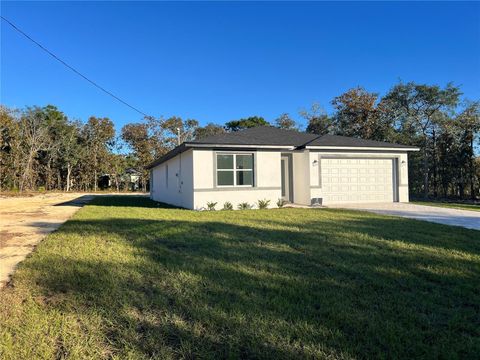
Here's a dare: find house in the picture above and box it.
[147,126,419,209]
[98,168,142,191]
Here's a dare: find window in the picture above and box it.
[216,153,253,186]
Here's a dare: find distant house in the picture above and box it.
[123,168,141,190]
[99,168,141,191]
[147,126,419,209]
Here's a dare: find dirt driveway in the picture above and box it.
[329,202,480,231]
[0,193,96,287]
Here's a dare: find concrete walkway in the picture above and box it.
[0,193,95,287]
[329,202,480,231]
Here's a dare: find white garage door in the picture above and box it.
[321,158,396,204]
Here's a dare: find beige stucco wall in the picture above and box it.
[192,149,282,210]
[194,189,282,210]
[150,149,194,208]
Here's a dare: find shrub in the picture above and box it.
[277,198,287,208]
[237,202,252,210]
[223,201,233,210]
[257,199,270,209]
[206,201,217,211]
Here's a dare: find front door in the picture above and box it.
[281,155,292,202]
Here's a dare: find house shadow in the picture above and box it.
[53,195,97,207]
[53,194,175,209]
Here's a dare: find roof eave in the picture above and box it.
[145,143,190,170]
[305,145,420,151]
[146,143,298,170]
[184,143,296,149]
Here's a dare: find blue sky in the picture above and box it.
[2,1,480,130]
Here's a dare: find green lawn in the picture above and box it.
[413,201,480,212]
[1,196,479,359]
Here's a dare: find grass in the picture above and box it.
[413,201,480,212]
[1,196,479,359]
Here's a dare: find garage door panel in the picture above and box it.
[321,158,395,204]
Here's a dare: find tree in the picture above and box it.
[121,123,152,192]
[82,116,115,191]
[456,101,480,199]
[331,87,392,141]
[0,106,21,190]
[194,123,225,139]
[436,119,459,197]
[224,116,269,132]
[18,107,50,191]
[162,116,199,147]
[382,82,461,198]
[59,120,83,192]
[121,116,167,192]
[300,103,331,135]
[144,116,169,157]
[40,105,70,190]
[106,153,128,192]
[274,113,297,130]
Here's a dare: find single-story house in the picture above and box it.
[147,126,419,209]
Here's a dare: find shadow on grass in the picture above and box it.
[87,195,178,209]
[53,195,174,209]
[19,202,480,359]
[53,195,97,207]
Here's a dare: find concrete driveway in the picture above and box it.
[329,202,480,231]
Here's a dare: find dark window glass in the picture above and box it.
[237,171,253,186]
[236,154,253,169]
[217,171,234,186]
[217,154,234,169]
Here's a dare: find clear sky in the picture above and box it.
[1,1,480,130]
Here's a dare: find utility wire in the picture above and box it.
[1,16,151,118]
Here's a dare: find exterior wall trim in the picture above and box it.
[195,186,281,192]
[393,158,399,201]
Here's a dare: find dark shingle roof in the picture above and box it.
[188,126,317,147]
[147,126,417,168]
[303,135,416,149]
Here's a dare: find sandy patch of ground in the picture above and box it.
[0,193,98,287]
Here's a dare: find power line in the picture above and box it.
[1,16,151,118]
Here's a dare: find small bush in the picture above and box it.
[223,201,233,210]
[257,199,270,209]
[277,198,287,208]
[237,202,252,210]
[206,201,217,211]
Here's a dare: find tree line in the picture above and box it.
[1,81,479,199]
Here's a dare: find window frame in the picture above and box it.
[216,152,254,188]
